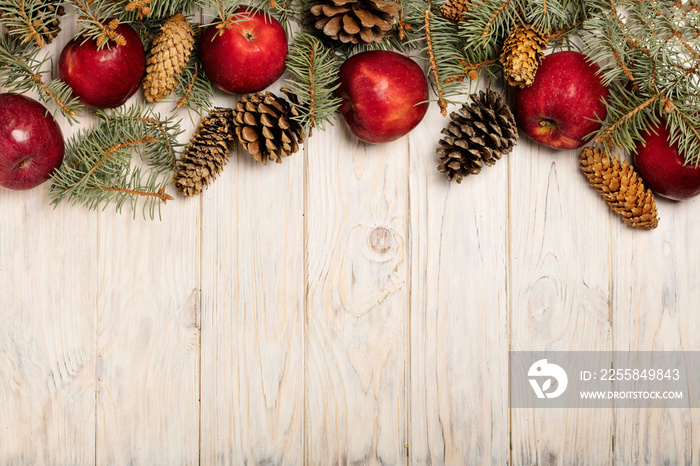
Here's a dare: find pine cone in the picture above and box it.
[500,24,547,88]
[233,91,304,165]
[142,13,194,103]
[437,89,518,183]
[439,0,470,24]
[173,108,236,197]
[580,147,659,230]
[310,0,402,45]
[0,1,65,48]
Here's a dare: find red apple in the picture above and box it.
[337,50,429,144]
[634,122,700,201]
[0,93,64,190]
[59,23,146,108]
[513,51,609,150]
[200,7,287,94]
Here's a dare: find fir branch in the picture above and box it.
[197,0,270,28]
[0,34,82,122]
[49,105,183,219]
[285,32,341,136]
[424,8,447,115]
[0,0,64,48]
[582,0,700,164]
[64,0,127,48]
[407,4,468,113]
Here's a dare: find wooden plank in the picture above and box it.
[304,118,408,464]
[509,144,614,465]
[199,87,304,465]
[0,191,97,465]
[408,101,510,464]
[94,102,200,465]
[0,18,97,465]
[612,198,700,464]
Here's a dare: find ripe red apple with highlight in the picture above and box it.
[337,50,429,144]
[634,122,700,201]
[200,7,287,94]
[513,51,609,150]
[59,23,146,109]
[0,93,64,190]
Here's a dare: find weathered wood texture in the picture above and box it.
[509,144,614,466]
[200,83,304,465]
[2,13,700,466]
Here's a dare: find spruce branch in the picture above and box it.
[285,33,341,136]
[197,0,271,29]
[64,0,127,48]
[407,3,468,114]
[49,105,183,219]
[582,0,700,165]
[0,34,82,122]
[0,0,65,48]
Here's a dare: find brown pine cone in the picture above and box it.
[142,13,194,103]
[439,0,470,24]
[310,0,402,45]
[232,91,304,165]
[173,108,236,197]
[580,147,659,230]
[437,89,518,183]
[500,24,547,88]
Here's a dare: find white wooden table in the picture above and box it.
[1,13,699,466]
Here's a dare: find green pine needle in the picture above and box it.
[49,105,184,220]
[0,34,82,123]
[285,33,341,136]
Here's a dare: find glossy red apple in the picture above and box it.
[59,23,146,108]
[634,122,700,201]
[0,93,64,190]
[200,7,287,94]
[337,50,429,144]
[513,51,609,150]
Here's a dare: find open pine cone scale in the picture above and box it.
[311,0,401,44]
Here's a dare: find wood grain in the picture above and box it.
[612,197,700,465]
[408,102,510,465]
[199,87,304,465]
[0,188,97,466]
[94,100,201,465]
[2,13,700,464]
[509,144,614,466]
[304,120,408,464]
[0,18,97,465]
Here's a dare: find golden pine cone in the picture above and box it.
[310,0,402,45]
[142,13,194,103]
[439,0,470,24]
[233,91,304,165]
[580,147,659,230]
[500,24,547,88]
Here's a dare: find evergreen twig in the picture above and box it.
[49,105,183,219]
[582,0,700,165]
[64,0,127,48]
[0,0,64,48]
[0,34,82,122]
[285,33,341,136]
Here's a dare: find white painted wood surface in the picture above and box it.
[2,13,700,466]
